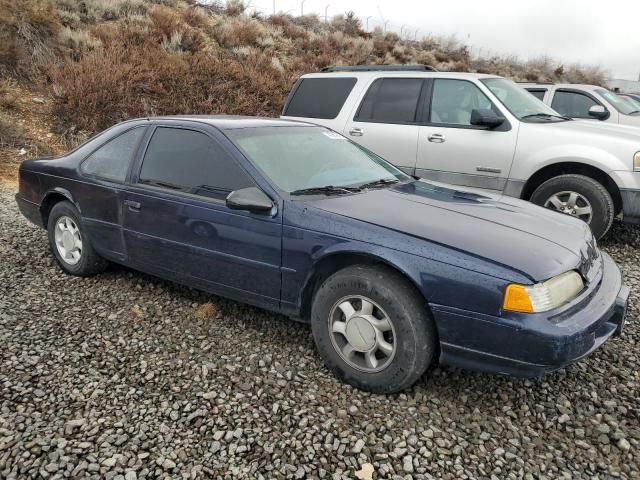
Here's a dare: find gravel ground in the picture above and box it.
[1,184,639,480]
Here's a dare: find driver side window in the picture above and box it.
[430,79,493,126]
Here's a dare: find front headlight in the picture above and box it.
[634,152,640,171]
[503,271,584,313]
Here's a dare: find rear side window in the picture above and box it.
[551,91,598,118]
[81,127,146,182]
[139,127,253,201]
[527,89,547,101]
[355,78,423,124]
[284,77,357,119]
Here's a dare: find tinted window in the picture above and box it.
[284,78,357,119]
[527,89,547,101]
[81,127,146,182]
[356,78,423,123]
[139,127,253,200]
[430,79,492,125]
[551,91,598,118]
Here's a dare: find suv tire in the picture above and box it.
[311,264,436,393]
[530,174,614,239]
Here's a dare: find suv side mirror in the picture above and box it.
[588,105,610,120]
[470,109,506,129]
[226,187,273,214]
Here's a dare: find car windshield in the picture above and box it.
[597,89,640,115]
[228,126,410,194]
[482,78,568,122]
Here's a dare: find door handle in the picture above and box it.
[124,199,141,211]
[349,128,364,137]
[427,133,446,143]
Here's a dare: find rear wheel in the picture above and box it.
[530,174,614,239]
[47,201,108,276]
[311,264,436,393]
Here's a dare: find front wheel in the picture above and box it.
[311,265,436,393]
[530,174,614,239]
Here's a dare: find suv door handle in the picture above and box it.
[427,133,446,143]
[349,128,364,137]
[124,199,141,211]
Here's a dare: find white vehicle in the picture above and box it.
[281,65,640,238]
[521,82,640,127]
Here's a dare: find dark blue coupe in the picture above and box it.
[15,116,629,392]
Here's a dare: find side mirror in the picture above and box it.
[226,187,273,214]
[470,109,506,129]
[588,105,610,120]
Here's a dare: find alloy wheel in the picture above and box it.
[54,216,83,265]
[544,190,593,223]
[328,295,396,373]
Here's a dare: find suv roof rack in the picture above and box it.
[319,64,438,73]
[516,81,555,85]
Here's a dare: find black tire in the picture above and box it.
[529,174,614,239]
[47,201,108,277]
[311,264,436,393]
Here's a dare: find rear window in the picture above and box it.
[355,78,424,124]
[526,89,547,101]
[283,77,357,119]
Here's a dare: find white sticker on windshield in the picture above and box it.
[322,131,347,140]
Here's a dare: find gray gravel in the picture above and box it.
[1,184,639,479]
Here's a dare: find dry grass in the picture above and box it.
[194,302,217,321]
[0,0,610,177]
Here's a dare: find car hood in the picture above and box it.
[548,118,640,141]
[311,180,594,282]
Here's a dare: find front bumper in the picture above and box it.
[434,252,628,377]
[620,189,640,224]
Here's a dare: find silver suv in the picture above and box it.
[281,66,640,238]
[521,82,640,127]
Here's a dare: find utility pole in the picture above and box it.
[414,29,420,41]
[324,4,330,23]
[400,24,406,38]
[365,15,372,32]
[300,0,307,16]
[383,20,389,34]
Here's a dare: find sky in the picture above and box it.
[249,0,640,80]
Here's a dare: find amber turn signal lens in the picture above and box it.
[503,284,534,313]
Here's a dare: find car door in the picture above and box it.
[342,77,424,174]
[121,124,282,309]
[549,88,616,122]
[416,78,518,191]
[76,125,148,261]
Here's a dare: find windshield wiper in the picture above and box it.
[359,178,400,189]
[290,185,361,196]
[521,113,571,121]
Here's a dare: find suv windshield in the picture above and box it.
[228,126,410,194]
[482,78,569,122]
[596,89,640,115]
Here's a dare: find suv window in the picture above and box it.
[551,91,598,118]
[356,78,423,123]
[283,77,357,119]
[81,127,146,182]
[139,127,253,200]
[430,79,493,125]
[526,89,547,101]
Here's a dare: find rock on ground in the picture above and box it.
[0,185,639,479]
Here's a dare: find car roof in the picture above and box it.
[519,82,605,91]
[299,70,501,80]
[126,115,317,130]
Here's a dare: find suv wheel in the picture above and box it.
[311,265,436,393]
[530,174,614,239]
[47,201,109,276]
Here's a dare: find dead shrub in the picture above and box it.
[0,0,60,76]
[0,111,26,147]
